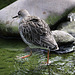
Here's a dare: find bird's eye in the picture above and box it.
[18,11,21,15]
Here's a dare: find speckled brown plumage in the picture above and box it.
[19,16,58,50]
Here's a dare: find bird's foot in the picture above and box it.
[41,60,51,66]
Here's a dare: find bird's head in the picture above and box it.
[13,9,30,18]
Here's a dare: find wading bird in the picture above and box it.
[13,9,59,65]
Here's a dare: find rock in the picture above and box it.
[61,21,75,37]
[54,45,75,54]
[0,0,75,37]
[0,0,75,22]
[68,13,75,22]
[52,30,75,45]
[52,30,75,54]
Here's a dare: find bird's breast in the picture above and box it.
[19,27,32,46]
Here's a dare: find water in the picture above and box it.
[0,38,75,75]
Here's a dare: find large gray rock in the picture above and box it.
[0,0,75,23]
[0,0,75,37]
[0,0,75,25]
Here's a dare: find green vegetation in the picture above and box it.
[46,14,61,25]
[71,8,75,13]
[0,23,19,37]
[0,38,27,75]
[0,0,16,9]
[0,38,26,49]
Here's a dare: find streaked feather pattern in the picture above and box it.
[19,16,58,50]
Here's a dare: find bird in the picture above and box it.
[13,9,59,65]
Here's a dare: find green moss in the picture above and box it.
[71,8,75,13]
[46,14,61,25]
[0,40,26,75]
[0,38,27,75]
[0,38,26,49]
[0,48,21,75]
[0,23,19,36]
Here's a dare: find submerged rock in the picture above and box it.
[52,30,75,53]
[54,45,75,54]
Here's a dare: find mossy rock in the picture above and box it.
[0,0,75,37]
[52,30,75,45]
[0,22,19,37]
[61,21,75,37]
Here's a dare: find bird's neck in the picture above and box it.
[18,17,23,24]
[18,16,29,24]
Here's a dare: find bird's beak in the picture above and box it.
[12,15,18,19]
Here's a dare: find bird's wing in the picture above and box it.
[19,16,57,50]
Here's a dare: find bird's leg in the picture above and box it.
[47,50,49,65]
[40,50,50,65]
[20,50,32,59]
